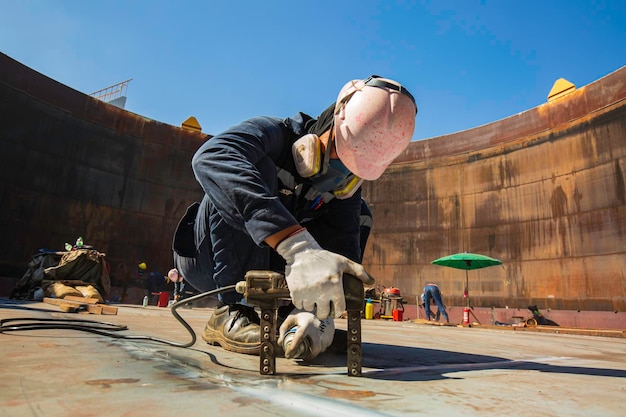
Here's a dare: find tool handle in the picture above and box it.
[343,274,365,311]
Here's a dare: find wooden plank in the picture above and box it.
[64,295,100,305]
[86,304,103,315]
[100,305,118,315]
[59,304,80,313]
[42,297,117,315]
[44,297,68,306]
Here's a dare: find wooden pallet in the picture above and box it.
[43,296,118,315]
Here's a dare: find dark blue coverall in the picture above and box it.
[172,105,371,304]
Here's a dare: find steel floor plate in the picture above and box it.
[1,298,624,417]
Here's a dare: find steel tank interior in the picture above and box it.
[1,52,624,314]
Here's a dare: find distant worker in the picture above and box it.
[421,283,449,323]
[172,75,417,359]
[168,268,185,302]
[145,267,165,303]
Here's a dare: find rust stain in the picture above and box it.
[183,384,220,391]
[37,343,71,348]
[319,380,360,387]
[85,378,140,389]
[232,395,268,407]
[323,388,376,399]
[615,160,625,204]
[550,185,568,218]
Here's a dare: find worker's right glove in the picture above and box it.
[276,229,374,320]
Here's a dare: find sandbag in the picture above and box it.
[45,282,83,299]
[44,248,111,295]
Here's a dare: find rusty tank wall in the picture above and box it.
[2,52,625,312]
[362,66,626,312]
[0,53,207,288]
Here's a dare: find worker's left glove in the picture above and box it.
[277,310,334,360]
[276,229,374,320]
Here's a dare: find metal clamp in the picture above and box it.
[343,274,364,376]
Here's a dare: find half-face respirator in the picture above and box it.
[291,133,363,200]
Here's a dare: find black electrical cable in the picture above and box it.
[0,317,129,333]
[0,285,236,349]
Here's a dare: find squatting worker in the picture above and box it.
[172,75,417,359]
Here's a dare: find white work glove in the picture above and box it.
[276,229,374,320]
[277,310,335,360]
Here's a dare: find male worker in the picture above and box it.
[167,268,185,302]
[421,283,449,323]
[173,75,417,359]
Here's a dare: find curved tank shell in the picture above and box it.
[0,53,207,292]
[361,66,626,312]
[1,52,624,312]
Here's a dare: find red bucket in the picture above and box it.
[392,309,403,322]
[157,291,170,307]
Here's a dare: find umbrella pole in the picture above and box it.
[465,270,469,308]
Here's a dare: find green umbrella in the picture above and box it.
[431,252,502,307]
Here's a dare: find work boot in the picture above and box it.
[202,303,261,355]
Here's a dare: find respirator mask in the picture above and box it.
[291,133,363,200]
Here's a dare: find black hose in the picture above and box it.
[0,285,236,349]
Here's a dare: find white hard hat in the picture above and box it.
[334,75,417,180]
[168,268,181,282]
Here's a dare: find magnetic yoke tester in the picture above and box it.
[236,270,365,376]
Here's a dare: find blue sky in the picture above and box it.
[1,1,625,140]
